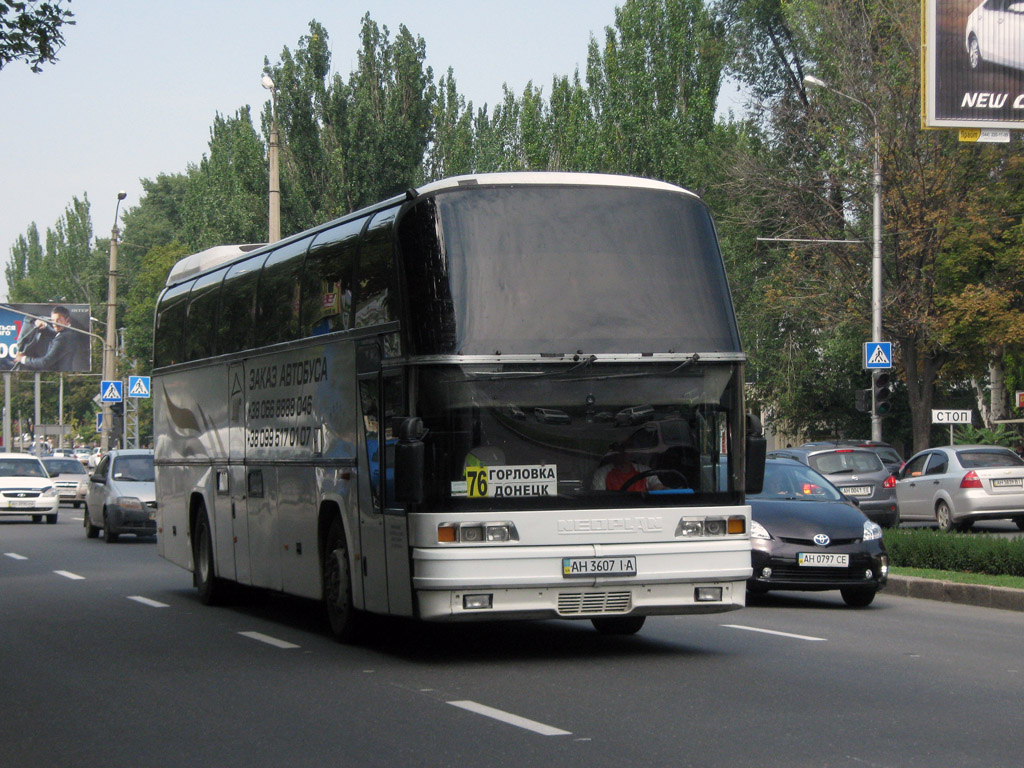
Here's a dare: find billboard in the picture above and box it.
[922,0,1024,129]
[0,304,92,373]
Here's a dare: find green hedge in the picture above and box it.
[883,528,1024,577]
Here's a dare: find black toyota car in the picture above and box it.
[748,458,888,607]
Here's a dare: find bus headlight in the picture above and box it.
[438,522,519,543]
[675,516,746,538]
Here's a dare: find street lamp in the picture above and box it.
[102,191,127,451]
[803,75,884,442]
[262,73,281,243]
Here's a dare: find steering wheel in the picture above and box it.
[618,468,688,492]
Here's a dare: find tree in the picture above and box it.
[0,0,74,72]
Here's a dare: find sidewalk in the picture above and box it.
[883,574,1024,612]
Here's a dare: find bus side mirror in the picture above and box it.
[745,413,766,495]
[394,417,426,505]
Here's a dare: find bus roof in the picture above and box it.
[163,173,701,288]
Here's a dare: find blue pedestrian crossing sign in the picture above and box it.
[864,342,892,370]
[100,380,123,402]
[129,376,151,398]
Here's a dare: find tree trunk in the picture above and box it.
[900,335,947,454]
[989,347,1007,425]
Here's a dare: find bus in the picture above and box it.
[152,172,765,640]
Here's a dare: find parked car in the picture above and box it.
[748,458,888,607]
[0,454,60,524]
[766,446,899,527]
[534,407,571,424]
[801,440,903,474]
[614,405,654,426]
[966,0,1024,72]
[895,445,1024,532]
[41,456,89,508]
[84,449,157,542]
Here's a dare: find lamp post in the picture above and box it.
[803,75,884,442]
[262,73,281,243]
[102,191,127,451]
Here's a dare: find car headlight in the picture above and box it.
[750,520,772,540]
[863,521,883,541]
[115,496,145,512]
[41,486,57,498]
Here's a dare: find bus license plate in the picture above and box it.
[562,556,637,577]
[798,553,849,567]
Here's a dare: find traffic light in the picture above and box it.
[872,371,892,416]
[855,388,871,413]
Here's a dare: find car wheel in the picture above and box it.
[591,616,646,635]
[1015,517,1024,531]
[46,513,57,524]
[967,35,981,70]
[840,586,877,608]
[84,508,100,539]
[193,508,224,605]
[32,515,42,523]
[936,500,955,533]
[323,517,361,642]
[103,511,119,543]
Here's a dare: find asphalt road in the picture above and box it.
[3,510,1024,768]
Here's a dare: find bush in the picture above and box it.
[883,528,1024,577]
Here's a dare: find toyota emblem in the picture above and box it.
[813,533,830,546]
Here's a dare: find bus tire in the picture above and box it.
[193,509,221,605]
[591,615,645,635]
[323,518,361,643]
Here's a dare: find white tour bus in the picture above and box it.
[153,172,765,640]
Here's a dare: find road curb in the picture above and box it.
[882,574,1024,612]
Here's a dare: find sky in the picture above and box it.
[0,1,745,300]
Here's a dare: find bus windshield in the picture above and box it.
[398,184,741,356]
[411,360,743,510]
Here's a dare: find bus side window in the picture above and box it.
[355,210,399,332]
[254,236,311,346]
[183,267,227,361]
[153,280,193,367]
[302,219,361,336]
[218,257,260,354]
[359,379,382,510]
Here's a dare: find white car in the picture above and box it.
[966,0,1024,71]
[84,449,156,542]
[0,454,60,524]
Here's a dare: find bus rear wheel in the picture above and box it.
[323,518,361,643]
[193,509,222,605]
[591,615,646,635]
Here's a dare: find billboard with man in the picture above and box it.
[0,304,92,373]
[922,0,1024,129]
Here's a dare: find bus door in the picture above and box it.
[226,363,251,583]
[355,341,411,614]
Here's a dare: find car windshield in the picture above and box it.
[809,450,883,475]
[750,462,845,502]
[0,459,46,478]
[43,459,85,474]
[112,455,155,482]
[956,449,1024,469]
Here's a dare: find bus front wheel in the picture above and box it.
[323,518,361,643]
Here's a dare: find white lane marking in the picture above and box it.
[54,570,86,580]
[127,596,169,608]
[4,552,28,560]
[448,700,572,736]
[238,631,300,649]
[722,624,827,642]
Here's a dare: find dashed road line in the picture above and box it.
[722,624,827,642]
[127,596,170,608]
[54,570,86,580]
[238,631,300,649]
[4,552,28,560]
[448,700,572,736]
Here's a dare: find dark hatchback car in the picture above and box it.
[767,446,899,527]
[748,459,888,607]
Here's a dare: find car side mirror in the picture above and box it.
[394,417,426,505]
[744,413,766,495]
